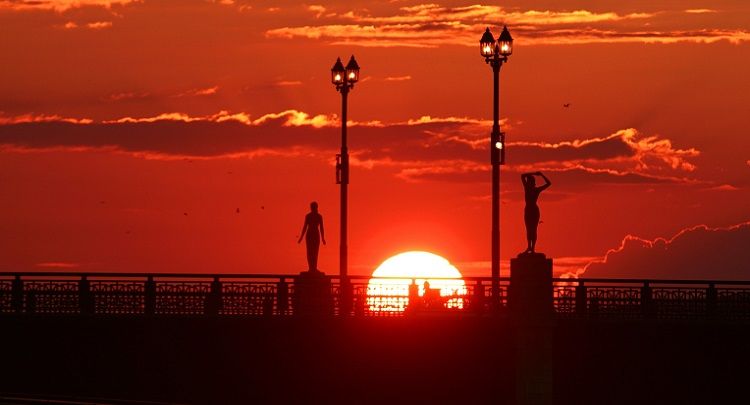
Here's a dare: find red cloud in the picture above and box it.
[0,111,704,188]
[104,91,151,102]
[102,110,337,128]
[685,9,717,14]
[572,221,750,279]
[174,86,219,97]
[308,5,326,18]
[36,262,80,268]
[511,128,699,176]
[265,4,749,47]
[0,113,92,125]
[383,75,412,82]
[275,80,303,87]
[0,0,137,12]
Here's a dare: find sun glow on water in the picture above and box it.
[367,251,467,313]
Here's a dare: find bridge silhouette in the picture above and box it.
[3,271,749,320]
[3,269,750,404]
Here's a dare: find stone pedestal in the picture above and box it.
[510,253,553,322]
[510,253,554,405]
[292,270,333,316]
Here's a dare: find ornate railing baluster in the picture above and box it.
[575,281,587,317]
[707,283,717,320]
[144,276,156,315]
[12,276,24,314]
[641,281,653,319]
[277,277,288,315]
[205,277,222,316]
[79,275,93,315]
[473,279,485,314]
[339,277,353,316]
[262,294,273,316]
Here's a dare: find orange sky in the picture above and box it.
[1,1,749,278]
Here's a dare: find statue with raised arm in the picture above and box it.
[521,171,551,254]
[298,201,326,271]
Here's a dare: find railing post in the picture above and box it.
[79,275,94,315]
[144,276,156,315]
[11,275,24,314]
[473,280,485,314]
[575,281,587,317]
[205,277,222,316]
[641,281,654,319]
[354,291,365,316]
[706,283,717,320]
[277,277,289,315]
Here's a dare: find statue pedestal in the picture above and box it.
[510,253,554,405]
[292,270,333,316]
[509,253,553,322]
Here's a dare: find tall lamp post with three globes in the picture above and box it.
[479,26,513,312]
[331,55,360,314]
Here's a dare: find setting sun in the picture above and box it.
[367,251,467,313]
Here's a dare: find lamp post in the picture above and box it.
[480,26,513,312]
[331,55,360,314]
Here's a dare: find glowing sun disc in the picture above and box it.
[367,251,467,312]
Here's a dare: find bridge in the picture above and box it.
[4,268,750,404]
[2,271,750,320]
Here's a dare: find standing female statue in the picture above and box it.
[298,201,326,271]
[521,172,551,254]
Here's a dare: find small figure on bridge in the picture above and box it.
[521,171,551,255]
[422,281,443,309]
[298,201,326,271]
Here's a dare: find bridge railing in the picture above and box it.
[1,273,749,320]
[0,273,508,317]
[553,278,750,321]
[344,275,508,316]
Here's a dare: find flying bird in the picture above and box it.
[183,212,188,216]
[563,103,571,108]
[236,208,240,214]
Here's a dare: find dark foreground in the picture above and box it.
[1,316,748,404]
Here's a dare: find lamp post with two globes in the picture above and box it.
[479,26,513,311]
[331,55,360,314]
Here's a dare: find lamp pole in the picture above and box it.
[480,26,513,312]
[331,55,360,315]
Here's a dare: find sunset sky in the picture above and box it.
[1,0,748,279]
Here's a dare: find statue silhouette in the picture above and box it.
[298,201,326,271]
[521,171,551,254]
